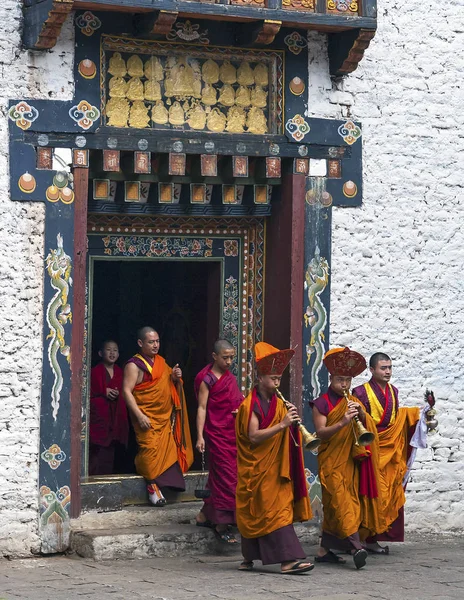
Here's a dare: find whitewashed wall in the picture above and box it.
[308,3,464,532]
[0,1,74,556]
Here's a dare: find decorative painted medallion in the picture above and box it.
[338,120,362,145]
[284,32,306,55]
[75,11,102,37]
[286,114,310,142]
[166,20,210,44]
[78,59,97,80]
[69,101,100,130]
[8,101,39,130]
[41,444,67,470]
[18,173,36,193]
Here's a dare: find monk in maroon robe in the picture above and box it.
[194,339,243,543]
[89,340,129,475]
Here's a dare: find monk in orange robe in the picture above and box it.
[236,342,313,574]
[352,352,419,554]
[312,347,386,569]
[123,326,193,506]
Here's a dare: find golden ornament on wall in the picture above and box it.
[202,59,220,84]
[109,77,128,99]
[237,62,254,86]
[144,79,162,102]
[201,83,217,106]
[226,106,246,133]
[247,107,267,134]
[207,107,226,132]
[108,52,126,77]
[220,60,237,85]
[235,85,251,107]
[251,85,267,108]
[127,78,144,101]
[187,102,206,130]
[106,97,129,127]
[144,56,164,81]
[152,101,169,125]
[127,55,144,78]
[254,63,269,87]
[129,100,150,128]
[218,84,235,107]
[169,101,185,126]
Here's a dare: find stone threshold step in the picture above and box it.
[71,523,240,561]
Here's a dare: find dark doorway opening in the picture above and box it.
[89,259,222,475]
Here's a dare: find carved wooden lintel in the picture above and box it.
[328,28,376,77]
[24,0,74,50]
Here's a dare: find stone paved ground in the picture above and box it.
[0,534,462,600]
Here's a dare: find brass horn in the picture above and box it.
[342,390,375,447]
[276,389,321,451]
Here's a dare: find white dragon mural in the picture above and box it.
[45,234,72,420]
[304,249,329,399]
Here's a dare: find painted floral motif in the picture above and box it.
[223,276,239,349]
[8,101,39,131]
[166,20,209,44]
[75,11,102,37]
[69,101,100,130]
[102,235,214,258]
[286,114,310,142]
[338,120,362,145]
[327,0,358,11]
[284,32,306,55]
[41,444,67,470]
[224,240,239,257]
[40,485,71,553]
[304,468,323,521]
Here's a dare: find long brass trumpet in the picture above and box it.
[342,390,375,447]
[276,388,321,451]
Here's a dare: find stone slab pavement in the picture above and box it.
[0,534,462,600]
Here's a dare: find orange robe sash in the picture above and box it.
[317,394,386,541]
[132,354,193,480]
[235,390,311,539]
[374,406,419,532]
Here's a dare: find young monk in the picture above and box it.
[352,352,420,555]
[194,339,243,544]
[89,340,129,475]
[311,347,385,570]
[235,342,314,574]
[123,327,193,506]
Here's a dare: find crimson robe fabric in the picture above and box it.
[90,363,129,447]
[194,365,243,514]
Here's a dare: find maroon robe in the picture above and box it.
[194,365,243,524]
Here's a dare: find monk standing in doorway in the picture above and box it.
[194,339,243,544]
[123,327,193,506]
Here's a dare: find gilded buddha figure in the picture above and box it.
[152,101,169,125]
[220,60,237,85]
[169,101,185,126]
[201,83,217,106]
[237,61,255,86]
[251,85,268,108]
[165,58,195,99]
[202,59,220,84]
[129,100,150,128]
[254,63,269,87]
[226,106,246,133]
[235,85,251,107]
[108,52,126,77]
[144,56,164,81]
[109,76,128,99]
[127,55,144,78]
[246,106,268,134]
[144,79,162,102]
[127,77,144,102]
[106,97,129,128]
[187,102,207,130]
[206,107,226,132]
[218,84,235,107]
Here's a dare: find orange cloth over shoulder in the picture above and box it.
[132,354,193,480]
[375,406,419,532]
[318,392,386,540]
[235,391,311,539]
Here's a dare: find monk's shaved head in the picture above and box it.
[369,352,391,368]
[137,326,157,342]
[213,339,235,354]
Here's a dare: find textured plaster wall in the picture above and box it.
[308,2,464,532]
[0,2,74,556]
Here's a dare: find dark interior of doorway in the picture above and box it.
[90,259,221,474]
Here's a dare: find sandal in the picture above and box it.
[315,550,346,564]
[214,529,238,544]
[196,519,214,529]
[352,548,368,570]
[238,561,254,571]
[366,545,389,555]
[281,561,315,575]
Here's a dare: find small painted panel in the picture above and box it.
[134,151,151,174]
[233,156,248,178]
[328,159,341,178]
[294,158,309,174]
[200,154,217,177]
[102,150,120,172]
[265,157,281,178]
[283,0,316,11]
[37,147,53,170]
[72,149,89,168]
[169,153,186,176]
[327,0,359,15]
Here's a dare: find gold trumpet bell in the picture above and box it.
[300,426,322,451]
[355,420,375,447]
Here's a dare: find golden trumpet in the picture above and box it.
[342,390,375,447]
[276,388,321,451]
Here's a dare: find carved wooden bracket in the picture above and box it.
[254,20,282,45]
[328,28,376,77]
[134,10,179,37]
[23,0,74,50]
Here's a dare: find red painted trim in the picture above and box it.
[70,167,89,519]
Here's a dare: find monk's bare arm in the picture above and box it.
[196,381,209,452]
[312,403,358,440]
[123,362,151,430]
[247,409,296,445]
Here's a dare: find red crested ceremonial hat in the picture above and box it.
[255,342,295,376]
[323,347,366,377]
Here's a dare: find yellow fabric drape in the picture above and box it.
[364,383,397,426]
[235,391,311,539]
[132,354,193,480]
[374,406,419,531]
[317,394,386,541]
